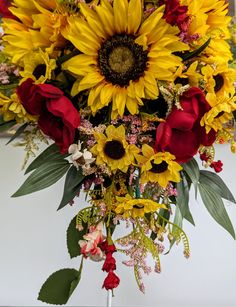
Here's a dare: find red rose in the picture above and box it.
[155,87,216,163]
[102,271,120,290]
[0,0,16,19]
[102,253,116,272]
[17,78,80,153]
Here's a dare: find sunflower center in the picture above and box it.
[98,34,148,87]
[33,64,46,79]
[150,160,168,173]
[108,46,134,74]
[104,140,126,160]
[214,74,224,92]
[133,204,144,209]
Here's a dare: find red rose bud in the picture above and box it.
[17,78,80,153]
[99,240,116,254]
[210,160,223,173]
[102,271,120,290]
[155,87,216,163]
[102,253,116,272]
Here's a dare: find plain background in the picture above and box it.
[0,139,236,307]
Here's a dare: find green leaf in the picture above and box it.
[12,160,70,197]
[180,38,211,61]
[58,166,84,210]
[199,183,235,239]
[199,170,236,204]
[0,120,16,132]
[38,268,81,305]
[6,123,28,145]
[25,143,67,174]
[176,176,195,226]
[182,158,200,197]
[67,216,87,258]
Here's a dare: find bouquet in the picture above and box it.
[0,0,236,305]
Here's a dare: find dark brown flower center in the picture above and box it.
[98,34,148,87]
[215,111,225,119]
[33,64,47,79]
[133,204,144,209]
[104,140,126,160]
[213,74,224,92]
[150,160,168,173]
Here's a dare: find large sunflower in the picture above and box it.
[115,194,166,219]
[136,144,182,188]
[91,125,139,173]
[62,0,188,119]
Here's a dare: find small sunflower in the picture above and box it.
[200,93,236,133]
[62,0,188,119]
[136,144,182,187]
[19,49,56,83]
[91,125,139,173]
[115,194,166,219]
[0,92,37,123]
[201,64,236,96]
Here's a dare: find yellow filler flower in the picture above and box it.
[62,0,188,118]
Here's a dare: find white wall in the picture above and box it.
[0,139,236,307]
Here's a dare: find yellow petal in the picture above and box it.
[113,0,128,33]
[128,0,141,34]
[78,71,104,92]
[142,144,154,158]
[139,6,164,36]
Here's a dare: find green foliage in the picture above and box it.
[180,158,236,238]
[182,158,200,197]
[25,143,67,174]
[199,170,236,204]
[58,166,84,210]
[199,183,235,239]
[176,174,195,225]
[67,216,87,258]
[12,160,70,197]
[6,123,28,145]
[38,267,82,305]
[0,116,16,132]
[179,38,211,61]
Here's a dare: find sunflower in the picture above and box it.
[62,0,188,119]
[19,49,56,83]
[201,64,236,96]
[200,93,236,133]
[2,0,71,65]
[91,125,139,173]
[136,144,182,187]
[0,92,37,123]
[115,194,166,219]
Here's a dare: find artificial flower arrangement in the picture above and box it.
[0,0,236,305]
